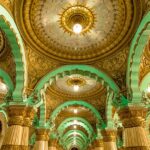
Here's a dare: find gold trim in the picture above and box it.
[118,106,147,128]
[1,145,29,150]
[59,5,95,35]
[35,128,50,141]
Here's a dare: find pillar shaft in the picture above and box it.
[118,106,149,150]
[48,139,57,150]
[1,105,35,150]
[34,128,49,150]
[101,129,117,150]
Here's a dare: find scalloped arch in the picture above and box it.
[57,117,95,139]
[60,130,88,145]
[0,5,27,101]
[127,11,150,104]
[65,136,86,150]
[33,65,122,127]
[48,100,105,128]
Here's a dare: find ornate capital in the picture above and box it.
[48,139,58,147]
[23,107,35,127]
[36,128,50,141]
[7,105,35,126]
[93,139,103,147]
[118,106,147,128]
[101,129,117,142]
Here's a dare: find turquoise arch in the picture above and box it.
[127,11,150,104]
[57,117,95,139]
[33,65,122,128]
[65,137,86,150]
[47,100,105,128]
[0,69,14,92]
[60,130,88,144]
[0,5,26,101]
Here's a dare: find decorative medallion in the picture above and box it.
[67,77,86,88]
[53,74,102,94]
[59,5,95,35]
[14,0,142,63]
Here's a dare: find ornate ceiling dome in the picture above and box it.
[14,0,142,63]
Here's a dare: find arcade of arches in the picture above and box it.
[1,0,150,150]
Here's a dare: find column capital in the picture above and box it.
[48,139,58,147]
[93,139,104,147]
[101,129,117,142]
[35,128,50,141]
[118,106,147,128]
[7,105,35,126]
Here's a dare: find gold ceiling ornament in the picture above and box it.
[67,77,86,87]
[14,0,143,63]
[59,5,95,35]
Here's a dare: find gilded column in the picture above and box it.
[118,106,149,150]
[1,105,35,150]
[33,128,49,150]
[101,129,117,150]
[48,139,57,150]
[93,139,104,150]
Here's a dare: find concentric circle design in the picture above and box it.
[67,77,86,87]
[60,5,95,34]
[52,74,102,95]
[17,0,142,62]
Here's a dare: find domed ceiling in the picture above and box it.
[10,0,145,149]
[14,0,142,63]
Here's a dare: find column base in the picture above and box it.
[124,146,149,150]
[1,145,28,150]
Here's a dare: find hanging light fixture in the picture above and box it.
[73,23,83,34]
[73,85,79,92]
[73,109,78,114]
[146,84,150,98]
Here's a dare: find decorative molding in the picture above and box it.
[35,128,50,141]
[118,106,147,128]
[101,129,117,142]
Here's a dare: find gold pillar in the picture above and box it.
[101,129,117,150]
[1,105,35,150]
[48,139,57,150]
[93,139,104,150]
[118,106,149,150]
[33,128,49,150]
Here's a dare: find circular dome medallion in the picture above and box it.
[60,5,95,35]
[18,0,142,63]
[52,74,102,95]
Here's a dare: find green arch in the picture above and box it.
[35,65,119,92]
[61,130,88,144]
[57,117,95,139]
[33,65,121,126]
[127,11,150,104]
[0,5,26,101]
[48,100,105,128]
[0,69,14,92]
[65,136,86,150]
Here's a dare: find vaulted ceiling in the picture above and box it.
[0,0,150,150]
